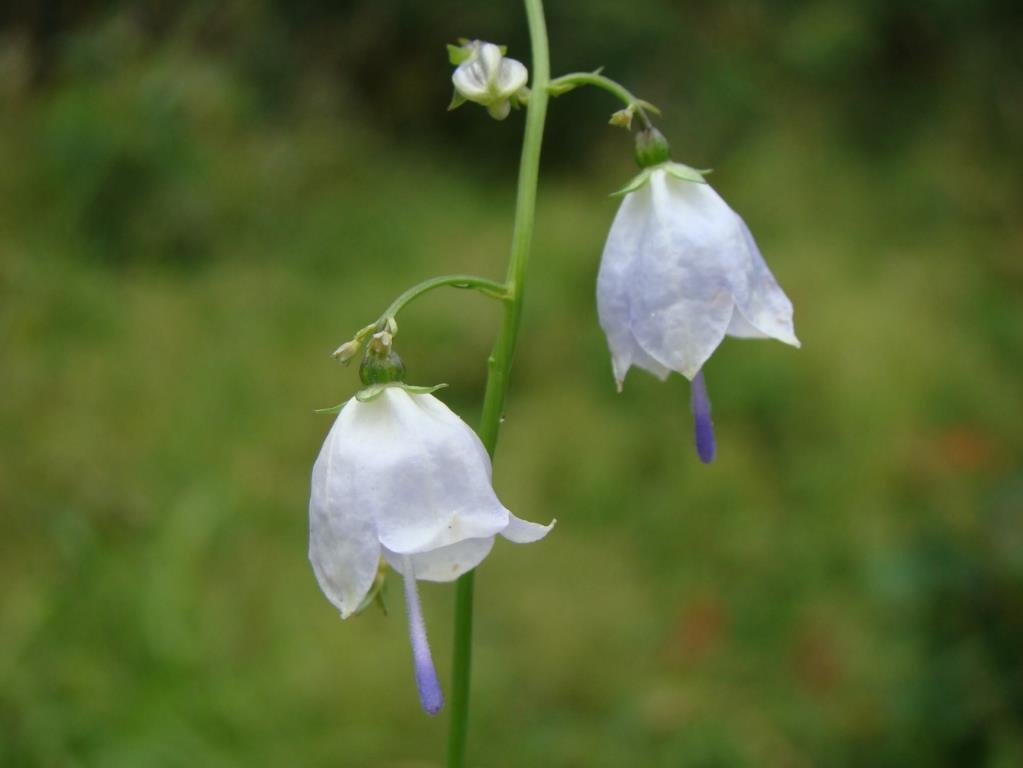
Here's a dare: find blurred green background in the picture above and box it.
[2,1,1022,766]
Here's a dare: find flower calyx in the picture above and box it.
[634,126,671,168]
[608,127,711,196]
[612,161,709,197]
[359,330,406,385]
[449,39,529,120]
[319,327,448,413]
[315,382,449,415]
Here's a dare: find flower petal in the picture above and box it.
[727,219,800,347]
[496,57,528,93]
[597,180,672,389]
[384,537,496,582]
[452,63,488,99]
[363,389,511,555]
[501,513,555,543]
[478,42,504,87]
[627,171,750,379]
[309,404,383,619]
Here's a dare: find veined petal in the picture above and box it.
[496,57,528,94]
[628,171,751,380]
[309,404,383,619]
[478,42,504,88]
[384,537,496,582]
[597,180,672,389]
[727,219,800,347]
[501,513,555,543]
[452,63,489,100]
[362,389,511,555]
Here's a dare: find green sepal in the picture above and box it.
[355,383,389,402]
[319,382,449,412]
[355,381,449,403]
[611,169,653,197]
[634,98,661,116]
[355,561,389,617]
[664,161,709,184]
[403,383,449,396]
[448,42,507,66]
[447,43,472,65]
[447,91,467,111]
[314,402,347,415]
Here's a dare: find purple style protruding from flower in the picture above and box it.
[401,557,444,715]
[690,371,716,464]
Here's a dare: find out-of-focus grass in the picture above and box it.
[2,17,1022,768]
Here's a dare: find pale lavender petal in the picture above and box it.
[384,537,495,582]
[368,390,510,555]
[690,371,716,464]
[308,403,382,619]
[627,172,746,380]
[728,219,799,347]
[401,558,443,715]
[597,181,672,389]
[500,513,555,543]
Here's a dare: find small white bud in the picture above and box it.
[331,339,362,364]
[609,107,634,130]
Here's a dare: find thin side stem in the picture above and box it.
[547,71,656,128]
[378,274,508,326]
[446,1,550,766]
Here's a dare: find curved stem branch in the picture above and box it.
[377,274,508,326]
[547,71,657,128]
[446,1,550,766]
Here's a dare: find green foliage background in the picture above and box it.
[2,1,1022,766]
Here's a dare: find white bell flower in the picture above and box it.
[597,147,799,462]
[450,40,528,120]
[309,385,553,713]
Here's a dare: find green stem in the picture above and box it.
[446,1,550,766]
[547,71,657,128]
[377,274,508,326]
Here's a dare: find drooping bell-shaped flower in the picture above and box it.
[597,128,799,461]
[309,354,553,712]
[449,40,528,120]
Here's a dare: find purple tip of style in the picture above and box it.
[401,559,444,716]
[690,371,716,464]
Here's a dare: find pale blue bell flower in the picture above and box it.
[597,166,799,460]
[308,387,554,713]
